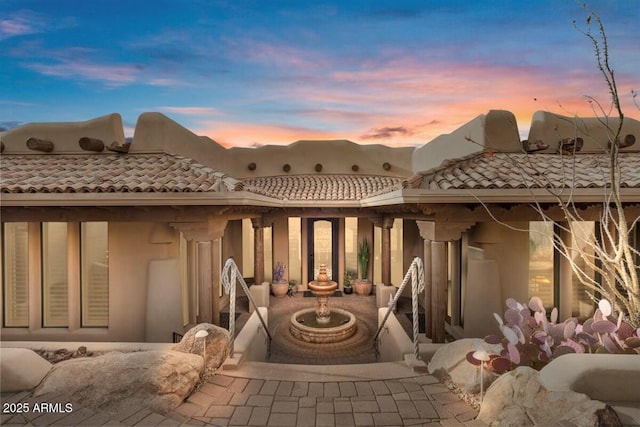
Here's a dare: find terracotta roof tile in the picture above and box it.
[1,154,244,194]
[409,152,640,190]
[242,174,403,201]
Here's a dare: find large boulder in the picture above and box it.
[172,323,230,377]
[477,366,621,426]
[34,350,202,415]
[1,348,52,392]
[428,338,502,393]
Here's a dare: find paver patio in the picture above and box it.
[1,371,483,426]
[0,294,483,426]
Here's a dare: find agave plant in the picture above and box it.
[466,296,640,374]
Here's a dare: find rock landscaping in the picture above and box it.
[34,350,203,415]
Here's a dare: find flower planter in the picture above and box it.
[271,281,289,297]
[354,280,372,296]
[343,286,353,295]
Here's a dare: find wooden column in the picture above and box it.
[381,217,394,286]
[187,240,198,325]
[417,220,474,343]
[207,216,228,327]
[431,240,448,343]
[558,222,573,320]
[252,217,265,285]
[197,241,213,323]
[211,238,222,326]
[423,238,432,339]
[449,240,461,326]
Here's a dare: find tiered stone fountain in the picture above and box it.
[289,264,357,343]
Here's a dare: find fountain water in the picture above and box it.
[289,264,357,343]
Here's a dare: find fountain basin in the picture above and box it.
[289,307,357,344]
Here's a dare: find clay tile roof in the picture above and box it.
[0,154,244,194]
[242,174,404,201]
[407,152,640,190]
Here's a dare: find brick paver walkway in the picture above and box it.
[1,294,480,426]
[1,372,482,426]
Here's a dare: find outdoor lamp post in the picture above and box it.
[473,349,490,403]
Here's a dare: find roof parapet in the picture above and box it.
[0,113,125,154]
[412,110,520,173]
[527,111,639,153]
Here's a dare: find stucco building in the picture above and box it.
[1,110,639,344]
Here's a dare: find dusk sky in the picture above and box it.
[1,0,638,147]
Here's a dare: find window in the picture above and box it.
[288,218,302,284]
[264,226,273,282]
[81,222,109,327]
[373,227,382,284]
[2,223,29,327]
[390,218,403,286]
[2,221,109,329]
[570,222,596,319]
[241,219,254,279]
[344,218,358,281]
[42,223,68,327]
[528,221,555,309]
[528,221,599,317]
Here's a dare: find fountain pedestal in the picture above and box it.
[289,264,357,344]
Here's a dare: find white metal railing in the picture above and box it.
[373,257,425,360]
[221,258,272,358]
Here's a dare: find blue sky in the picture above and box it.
[1,0,638,147]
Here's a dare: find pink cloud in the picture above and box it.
[0,18,33,39]
[193,120,345,148]
[0,11,44,41]
[24,61,140,87]
[223,37,330,72]
[0,10,76,41]
[156,106,224,116]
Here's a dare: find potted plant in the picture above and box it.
[287,279,297,297]
[271,262,288,297]
[355,239,372,296]
[343,270,354,294]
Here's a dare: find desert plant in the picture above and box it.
[466,7,640,328]
[343,270,355,288]
[358,240,369,281]
[467,296,640,374]
[273,262,286,283]
[287,279,297,297]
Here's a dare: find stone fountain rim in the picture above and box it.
[290,307,356,333]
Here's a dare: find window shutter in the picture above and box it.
[43,223,69,327]
[3,223,29,327]
[81,222,109,327]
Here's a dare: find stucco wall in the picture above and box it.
[468,222,530,307]
[228,141,414,178]
[272,217,290,283]
[108,222,179,342]
[412,110,521,173]
[1,114,125,154]
[128,112,414,179]
[223,220,245,295]
[528,111,640,153]
[0,221,179,342]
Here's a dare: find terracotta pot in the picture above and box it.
[354,280,372,296]
[271,281,288,297]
